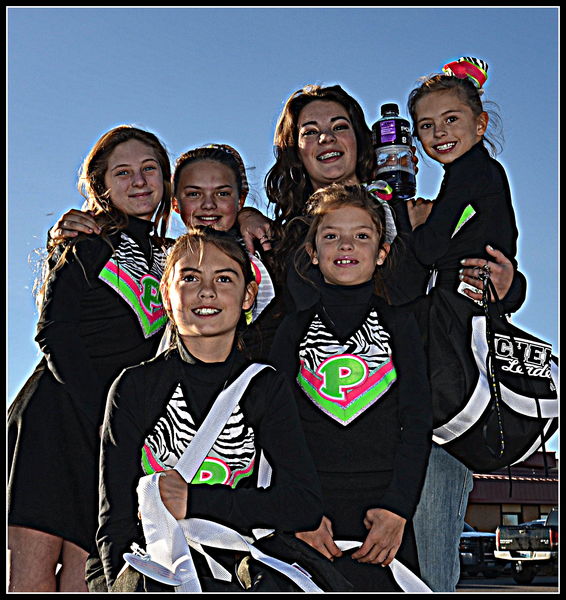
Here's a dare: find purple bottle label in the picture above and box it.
[379,120,397,144]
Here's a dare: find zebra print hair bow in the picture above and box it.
[442,57,488,89]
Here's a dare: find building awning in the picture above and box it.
[469,474,558,504]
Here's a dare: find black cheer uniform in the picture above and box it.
[405,142,523,428]
[8,218,169,552]
[269,279,432,591]
[97,344,323,589]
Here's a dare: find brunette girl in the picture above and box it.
[269,184,432,591]
[8,126,172,591]
[406,57,522,592]
[96,228,323,590]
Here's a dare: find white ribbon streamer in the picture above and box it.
[125,364,272,591]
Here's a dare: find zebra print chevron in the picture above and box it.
[297,310,397,425]
[298,310,392,372]
[98,232,168,338]
[141,382,256,488]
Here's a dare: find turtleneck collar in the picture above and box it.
[121,216,155,264]
[124,215,154,237]
[320,278,374,298]
[288,262,377,312]
[176,334,238,369]
[318,279,375,341]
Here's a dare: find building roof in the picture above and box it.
[469,452,559,504]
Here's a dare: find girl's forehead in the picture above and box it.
[298,99,349,124]
[318,205,377,228]
[415,89,468,114]
[179,160,238,182]
[107,139,157,165]
[173,242,241,270]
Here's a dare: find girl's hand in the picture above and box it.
[295,516,343,562]
[460,245,515,301]
[157,469,188,520]
[351,508,406,566]
[411,145,419,175]
[237,208,273,253]
[49,209,101,242]
[406,197,434,230]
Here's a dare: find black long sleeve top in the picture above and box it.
[409,142,521,291]
[34,217,169,427]
[97,345,323,588]
[269,279,432,522]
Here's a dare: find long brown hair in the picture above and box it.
[78,125,172,239]
[265,84,375,228]
[265,85,376,283]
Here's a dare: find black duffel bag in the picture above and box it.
[433,277,558,473]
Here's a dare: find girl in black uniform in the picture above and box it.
[96,228,323,590]
[8,126,172,591]
[404,58,523,592]
[269,184,432,591]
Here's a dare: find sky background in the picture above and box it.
[7,7,559,453]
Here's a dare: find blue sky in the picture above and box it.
[7,7,558,451]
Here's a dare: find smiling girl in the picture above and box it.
[96,228,323,591]
[269,184,432,591]
[8,126,172,591]
[171,144,248,233]
[162,144,275,356]
[404,57,522,592]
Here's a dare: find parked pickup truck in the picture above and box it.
[495,507,558,584]
[459,523,501,577]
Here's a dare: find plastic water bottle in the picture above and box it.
[372,103,416,200]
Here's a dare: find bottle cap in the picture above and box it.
[380,103,399,117]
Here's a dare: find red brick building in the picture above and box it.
[464,451,558,533]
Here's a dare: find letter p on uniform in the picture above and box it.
[317,355,368,402]
[140,275,163,314]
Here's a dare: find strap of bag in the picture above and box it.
[482,275,553,479]
[480,275,506,459]
[174,362,271,482]
[173,526,432,593]
[179,519,323,592]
